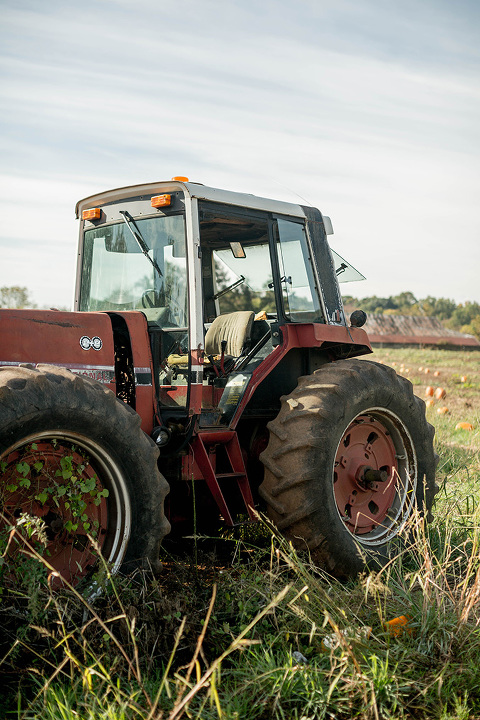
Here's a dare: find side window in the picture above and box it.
[198,204,277,320]
[212,243,276,316]
[275,218,323,322]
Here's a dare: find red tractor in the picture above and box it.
[0,178,436,585]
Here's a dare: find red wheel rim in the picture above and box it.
[1,440,109,588]
[333,414,401,536]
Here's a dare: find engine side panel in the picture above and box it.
[0,309,157,434]
[0,309,115,380]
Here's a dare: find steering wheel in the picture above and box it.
[141,289,157,308]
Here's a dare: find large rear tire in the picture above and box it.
[0,364,170,587]
[259,359,437,578]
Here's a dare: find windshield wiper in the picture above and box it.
[119,210,163,278]
[212,275,245,300]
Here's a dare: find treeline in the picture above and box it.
[0,286,37,309]
[2,285,480,340]
[0,286,69,312]
[342,291,480,339]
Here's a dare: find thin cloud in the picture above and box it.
[0,0,479,307]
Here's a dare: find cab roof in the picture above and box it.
[75,180,307,219]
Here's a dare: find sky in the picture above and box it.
[1,0,479,309]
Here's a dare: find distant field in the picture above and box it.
[367,346,480,514]
[368,346,480,429]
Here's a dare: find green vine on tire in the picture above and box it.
[2,442,108,535]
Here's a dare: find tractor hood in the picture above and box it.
[0,309,116,385]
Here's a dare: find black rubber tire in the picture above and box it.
[259,359,437,578]
[0,364,170,585]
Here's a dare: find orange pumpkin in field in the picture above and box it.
[433,371,441,377]
[426,399,435,408]
[434,387,446,400]
[425,386,434,397]
[460,375,467,383]
[437,406,449,415]
[456,422,474,431]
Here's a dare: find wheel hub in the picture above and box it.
[355,466,389,491]
[334,415,398,534]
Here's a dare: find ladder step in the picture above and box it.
[216,472,247,480]
[193,430,257,523]
[231,518,258,527]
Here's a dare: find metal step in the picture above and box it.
[191,430,256,525]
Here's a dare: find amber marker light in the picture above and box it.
[171,176,189,182]
[151,194,172,208]
[82,208,101,221]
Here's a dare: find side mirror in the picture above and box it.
[350,310,367,328]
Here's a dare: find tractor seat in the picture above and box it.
[205,311,254,357]
[165,311,255,372]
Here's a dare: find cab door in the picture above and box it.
[273,216,324,324]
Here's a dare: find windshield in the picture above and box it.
[79,214,187,328]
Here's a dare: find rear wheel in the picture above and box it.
[259,359,437,577]
[0,364,170,587]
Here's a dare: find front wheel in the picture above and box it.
[0,364,170,587]
[259,359,437,577]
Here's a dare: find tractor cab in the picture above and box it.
[75,179,367,433]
